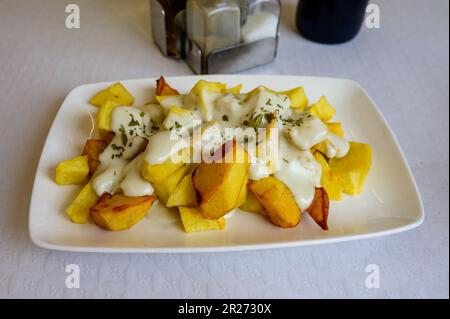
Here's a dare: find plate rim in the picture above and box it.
[28,75,425,253]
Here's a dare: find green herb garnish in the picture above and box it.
[128,114,140,127]
[119,125,128,146]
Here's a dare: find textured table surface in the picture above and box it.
[0,0,448,298]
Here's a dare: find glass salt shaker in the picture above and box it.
[240,0,280,43]
[186,0,241,56]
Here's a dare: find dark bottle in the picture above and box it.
[296,0,369,44]
[150,0,187,57]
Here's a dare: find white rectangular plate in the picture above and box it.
[29,75,424,253]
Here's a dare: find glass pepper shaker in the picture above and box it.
[150,0,186,57]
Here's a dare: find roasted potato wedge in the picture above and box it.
[82,139,107,176]
[193,141,249,219]
[281,87,308,111]
[239,191,266,215]
[156,76,180,96]
[90,193,155,231]
[248,177,301,228]
[98,131,115,145]
[236,177,248,208]
[141,158,185,185]
[222,84,243,94]
[66,182,98,223]
[97,99,119,131]
[89,82,135,107]
[179,206,226,233]
[329,142,372,195]
[166,173,198,207]
[55,155,90,185]
[152,164,191,205]
[309,96,336,122]
[306,188,330,230]
[313,151,343,201]
[191,79,227,95]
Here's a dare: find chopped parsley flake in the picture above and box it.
[248,113,263,128]
[128,114,140,127]
[119,125,128,146]
[280,114,305,127]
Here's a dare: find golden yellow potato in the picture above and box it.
[97,99,119,131]
[239,191,266,215]
[152,164,191,205]
[309,96,336,122]
[166,173,198,207]
[236,176,248,208]
[248,177,301,228]
[179,206,226,233]
[82,139,107,176]
[191,79,227,95]
[329,142,372,195]
[193,141,249,219]
[306,188,329,230]
[141,159,185,185]
[313,151,343,201]
[280,87,309,110]
[89,82,135,107]
[55,155,90,185]
[90,193,155,231]
[66,182,98,224]
[222,84,243,94]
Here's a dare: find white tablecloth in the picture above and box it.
[0,0,448,298]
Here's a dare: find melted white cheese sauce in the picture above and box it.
[93,86,350,211]
[92,106,154,197]
[119,154,154,196]
[145,130,189,165]
[274,135,322,211]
